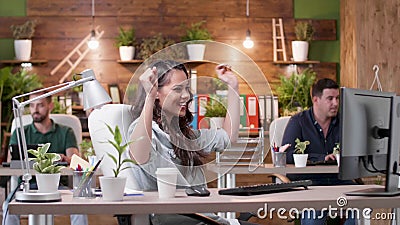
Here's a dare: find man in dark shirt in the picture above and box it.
[282,78,354,185]
[281,78,356,225]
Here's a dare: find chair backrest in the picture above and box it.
[11,114,82,146]
[87,104,140,190]
[269,116,291,147]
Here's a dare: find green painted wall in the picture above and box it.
[0,0,26,60]
[294,0,340,63]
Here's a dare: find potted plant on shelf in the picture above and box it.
[99,124,137,201]
[80,139,96,165]
[204,95,227,129]
[27,143,65,193]
[181,21,212,61]
[10,20,37,61]
[115,27,137,61]
[276,68,316,116]
[292,21,314,62]
[137,33,178,60]
[293,138,310,167]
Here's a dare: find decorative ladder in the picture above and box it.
[272,18,287,62]
[50,26,104,83]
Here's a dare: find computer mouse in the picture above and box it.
[185,186,210,197]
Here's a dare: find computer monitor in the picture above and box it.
[339,87,400,196]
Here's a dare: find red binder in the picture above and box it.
[246,95,259,132]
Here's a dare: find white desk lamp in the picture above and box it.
[12,69,111,202]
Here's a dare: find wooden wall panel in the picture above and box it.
[341,0,400,93]
[0,0,338,104]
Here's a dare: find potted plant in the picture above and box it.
[80,139,96,165]
[181,21,212,61]
[204,95,227,129]
[276,68,316,116]
[99,124,137,201]
[293,138,310,167]
[115,27,137,61]
[27,143,65,193]
[10,20,37,61]
[333,143,340,166]
[292,21,314,62]
[137,33,177,60]
[214,79,228,96]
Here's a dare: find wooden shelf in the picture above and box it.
[0,59,48,65]
[117,59,211,68]
[273,60,320,65]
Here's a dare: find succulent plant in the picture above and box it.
[10,20,37,40]
[294,138,310,154]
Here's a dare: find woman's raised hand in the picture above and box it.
[139,66,158,99]
[215,64,238,90]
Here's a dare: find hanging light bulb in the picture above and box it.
[243,0,254,49]
[243,29,254,49]
[87,0,99,50]
[88,30,99,49]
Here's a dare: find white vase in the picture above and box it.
[209,117,224,129]
[291,41,309,62]
[99,176,126,201]
[14,39,32,61]
[119,46,135,61]
[36,173,60,193]
[187,44,205,61]
[336,153,340,167]
[293,154,308,167]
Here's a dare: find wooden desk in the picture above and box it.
[0,167,75,176]
[8,185,399,223]
[207,163,339,188]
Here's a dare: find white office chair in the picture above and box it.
[268,116,291,183]
[269,116,291,148]
[87,103,140,190]
[88,104,153,225]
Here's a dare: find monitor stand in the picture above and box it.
[345,187,400,197]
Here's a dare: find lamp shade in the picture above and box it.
[81,69,112,110]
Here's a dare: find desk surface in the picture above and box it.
[207,163,339,175]
[9,185,397,215]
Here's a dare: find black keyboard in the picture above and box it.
[307,160,337,166]
[218,180,312,196]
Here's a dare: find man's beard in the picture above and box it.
[32,113,46,123]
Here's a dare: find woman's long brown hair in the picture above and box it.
[132,60,206,166]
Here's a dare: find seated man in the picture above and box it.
[282,78,355,225]
[3,90,87,225]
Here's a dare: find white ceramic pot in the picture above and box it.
[292,41,309,62]
[187,44,205,61]
[36,173,60,193]
[119,46,135,61]
[209,117,224,129]
[14,39,32,61]
[293,154,308,167]
[99,176,127,201]
[336,153,340,167]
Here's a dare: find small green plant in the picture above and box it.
[294,21,315,42]
[104,124,138,177]
[138,33,176,59]
[333,143,340,155]
[181,21,212,42]
[10,20,37,40]
[276,68,316,116]
[204,95,227,117]
[294,138,310,154]
[28,143,65,174]
[115,27,137,47]
[214,79,228,90]
[80,139,95,159]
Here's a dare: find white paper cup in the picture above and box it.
[155,168,179,199]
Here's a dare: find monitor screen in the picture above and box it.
[339,87,400,196]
